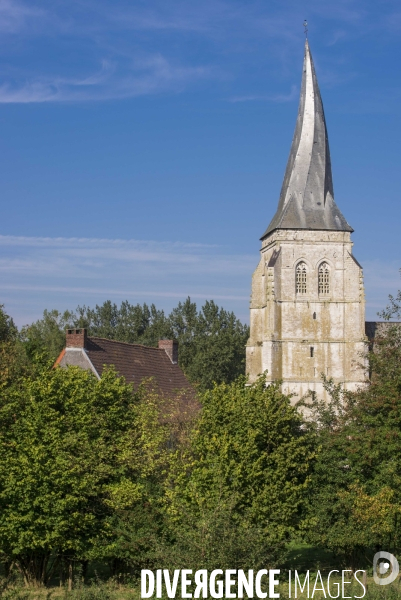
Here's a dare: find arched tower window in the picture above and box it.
[318,262,330,294]
[296,262,307,294]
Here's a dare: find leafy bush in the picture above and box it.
[0,365,163,586]
[302,310,401,565]
[164,375,316,570]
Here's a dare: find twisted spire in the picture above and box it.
[262,40,352,239]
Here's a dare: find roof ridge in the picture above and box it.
[89,336,165,350]
[365,321,401,324]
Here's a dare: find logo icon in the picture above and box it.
[373,551,399,586]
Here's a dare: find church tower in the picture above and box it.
[246,41,366,399]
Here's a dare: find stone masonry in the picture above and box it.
[246,229,366,399]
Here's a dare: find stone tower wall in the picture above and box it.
[246,229,367,401]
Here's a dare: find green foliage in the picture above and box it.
[0,588,30,600]
[364,585,401,600]
[73,301,172,348]
[21,298,249,390]
[165,375,316,569]
[90,385,172,571]
[4,283,401,583]
[169,299,249,391]
[0,306,31,388]
[65,580,114,600]
[303,301,401,565]
[160,498,279,572]
[0,306,17,343]
[0,364,139,586]
[20,310,75,361]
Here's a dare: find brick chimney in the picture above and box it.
[158,339,178,364]
[66,328,87,349]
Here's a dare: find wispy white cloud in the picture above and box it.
[0,0,397,105]
[1,283,248,302]
[0,235,253,275]
[0,0,44,33]
[0,55,212,103]
[0,235,254,325]
[106,5,215,33]
[0,235,219,249]
[1,235,399,326]
[326,29,347,46]
[0,0,372,38]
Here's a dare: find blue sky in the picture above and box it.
[1,0,400,325]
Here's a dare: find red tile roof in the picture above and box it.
[85,337,193,398]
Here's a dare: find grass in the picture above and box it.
[1,543,400,599]
[0,580,137,600]
[2,578,401,600]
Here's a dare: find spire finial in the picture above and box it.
[303,20,308,39]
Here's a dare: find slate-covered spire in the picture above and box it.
[261,40,352,239]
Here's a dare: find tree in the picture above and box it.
[165,375,316,569]
[0,305,31,388]
[20,309,74,361]
[0,305,17,343]
[72,301,172,347]
[0,364,136,586]
[303,289,401,566]
[89,381,174,575]
[170,298,249,391]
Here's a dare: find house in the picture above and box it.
[55,328,194,399]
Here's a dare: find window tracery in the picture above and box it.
[296,262,307,294]
[318,262,330,294]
